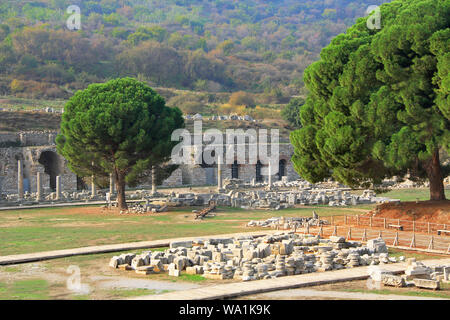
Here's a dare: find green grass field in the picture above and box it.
[0,188,448,256]
[380,188,450,202]
[0,188,448,300]
[0,205,369,255]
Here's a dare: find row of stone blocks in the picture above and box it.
[109,233,399,282]
[370,258,449,290]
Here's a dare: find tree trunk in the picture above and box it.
[114,169,128,210]
[425,149,446,201]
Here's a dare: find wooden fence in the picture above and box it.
[283,214,450,255]
[321,215,448,235]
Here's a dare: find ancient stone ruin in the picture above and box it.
[109,233,402,282]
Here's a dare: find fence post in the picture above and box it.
[410,233,416,248]
[357,215,359,226]
[331,216,334,225]
[428,236,434,250]
[428,222,430,234]
[362,229,367,242]
[378,230,383,239]
[347,227,352,241]
[345,215,347,225]
[413,221,415,233]
[393,232,399,246]
[332,225,337,236]
[318,225,323,238]
[369,216,372,228]
[383,218,386,229]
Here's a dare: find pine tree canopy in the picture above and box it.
[290,0,449,200]
[56,77,184,209]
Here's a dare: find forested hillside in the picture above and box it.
[0,0,387,101]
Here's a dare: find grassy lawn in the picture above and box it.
[0,205,369,256]
[0,279,50,300]
[0,188,446,256]
[379,188,450,202]
[388,248,447,261]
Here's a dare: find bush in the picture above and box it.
[281,97,304,127]
[229,91,256,108]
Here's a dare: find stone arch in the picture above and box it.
[278,159,287,181]
[256,160,263,182]
[38,150,61,191]
[231,160,239,179]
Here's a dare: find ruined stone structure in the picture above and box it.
[161,141,299,188]
[0,131,77,195]
[0,131,299,195]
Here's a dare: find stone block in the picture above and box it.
[173,256,187,270]
[330,236,345,243]
[232,248,243,259]
[150,259,163,273]
[213,252,225,262]
[118,264,133,271]
[405,265,431,279]
[131,257,145,269]
[381,274,406,287]
[169,240,193,249]
[369,268,393,282]
[135,266,154,275]
[203,273,225,280]
[186,267,197,275]
[367,238,388,253]
[109,256,120,268]
[413,278,440,290]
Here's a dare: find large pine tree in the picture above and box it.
[290,0,449,200]
[57,78,184,209]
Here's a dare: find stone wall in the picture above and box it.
[0,131,58,147]
[0,145,77,194]
[0,132,300,193]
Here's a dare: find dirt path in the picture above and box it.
[240,288,448,300]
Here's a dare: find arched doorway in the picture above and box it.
[255,161,263,182]
[38,151,60,191]
[278,159,286,181]
[201,152,216,185]
[232,160,239,179]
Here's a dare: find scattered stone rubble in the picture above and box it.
[118,202,168,214]
[184,114,256,122]
[109,234,403,282]
[247,215,325,229]
[163,187,395,210]
[371,258,449,290]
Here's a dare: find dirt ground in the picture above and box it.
[0,253,238,300]
[240,279,450,300]
[368,200,450,224]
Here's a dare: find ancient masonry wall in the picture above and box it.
[0,146,77,194]
[0,131,58,146]
[162,143,299,187]
[0,132,300,193]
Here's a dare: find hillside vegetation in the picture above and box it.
[0,0,387,102]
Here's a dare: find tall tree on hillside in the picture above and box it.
[56,78,184,210]
[290,0,450,201]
